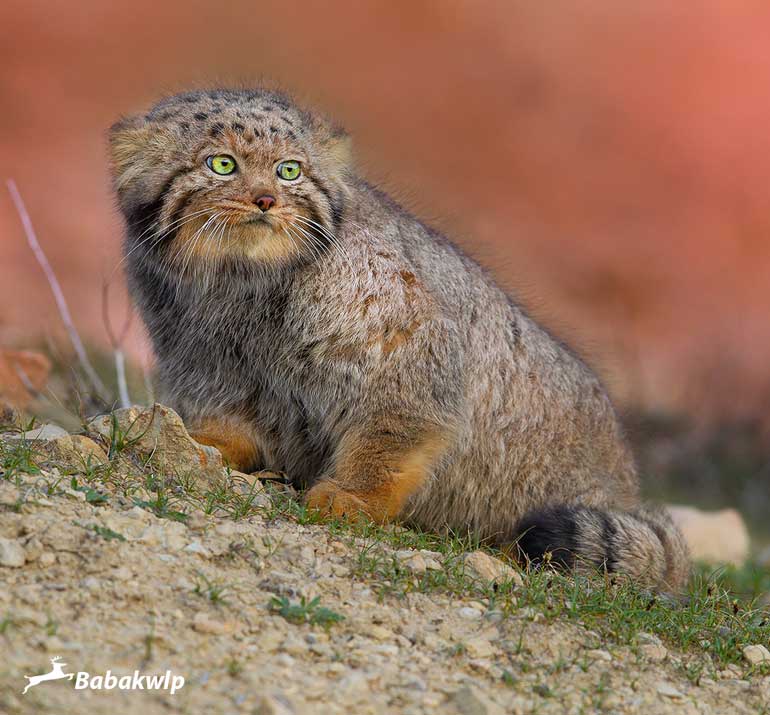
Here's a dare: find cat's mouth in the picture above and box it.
[243,215,270,226]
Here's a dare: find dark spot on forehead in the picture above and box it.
[262,105,274,112]
[269,126,279,134]
[231,122,245,133]
[209,122,225,137]
[287,130,297,140]
[194,112,208,121]
[184,96,197,103]
[250,112,262,119]
[252,127,263,137]
[180,122,190,131]
[272,96,290,109]
[157,111,172,120]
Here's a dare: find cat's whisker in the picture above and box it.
[176,212,222,296]
[284,223,321,264]
[294,215,353,267]
[292,216,355,280]
[110,208,214,280]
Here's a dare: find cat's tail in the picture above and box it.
[504,503,691,592]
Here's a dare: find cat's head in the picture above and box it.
[109,89,351,275]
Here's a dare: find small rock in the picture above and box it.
[184,540,211,557]
[63,487,86,502]
[0,537,25,567]
[656,682,684,699]
[395,550,427,574]
[640,642,668,662]
[0,482,20,506]
[192,612,231,635]
[450,685,505,715]
[38,552,56,567]
[112,566,133,581]
[87,404,224,482]
[2,423,68,441]
[22,536,43,562]
[253,694,295,715]
[463,550,523,586]
[457,607,482,620]
[464,636,495,659]
[743,644,770,665]
[586,649,613,662]
[365,624,394,641]
[667,505,750,566]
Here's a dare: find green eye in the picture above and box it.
[277,160,302,181]
[206,154,237,175]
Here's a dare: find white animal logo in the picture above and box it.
[22,656,74,694]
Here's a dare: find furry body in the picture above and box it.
[110,89,690,591]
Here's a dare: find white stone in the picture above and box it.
[656,682,684,699]
[3,423,68,441]
[450,685,506,715]
[395,550,427,574]
[586,648,613,662]
[744,644,770,665]
[457,607,482,620]
[640,642,668,662]
[462,550,523,586]
[464,636,495,659]
[0,537,25,567]
[192,612,231,635]
[667,505,750,566]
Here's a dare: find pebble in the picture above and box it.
[395,551,428,574]
[0,482,20,506]
[254,694,295,715]
[184,540,211,557]
[656,682,684,699]
[743,644,770,665]
[450,684,506,715]
[0,537,25,567]
[586,648,613,662]
[640,642,668,662]
[463,550,523,586]
[457,607,483,620]
[38,551,56,567]
[22,536,43,562]
[464,636,495,659]
[192,612,231,635]
[365,624,394,641]
[3,423,68,441]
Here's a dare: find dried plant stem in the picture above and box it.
[101,280,133,408]
[114,349,130,408]
[6,178,109,401]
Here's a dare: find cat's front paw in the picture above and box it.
[304,481,373,521]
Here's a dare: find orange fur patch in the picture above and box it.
[170,210,306,266]
[188,416,260,472]
[305,433,446,523]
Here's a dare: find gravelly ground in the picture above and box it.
[1,469,769,715]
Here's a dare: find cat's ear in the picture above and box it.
[310,113,353,169]
[108,114,155,189]
[108,114,181,200]
[326,126,353,169]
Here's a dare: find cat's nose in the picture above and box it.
[254,194,276,212]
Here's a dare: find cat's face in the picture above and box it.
[109,89,351,275]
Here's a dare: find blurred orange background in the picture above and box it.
[1,1,769,422]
